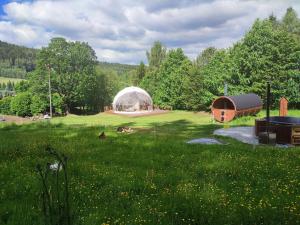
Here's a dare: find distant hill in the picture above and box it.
[0,40,138,79]
[97,61,138,75]
[0,41,37,79]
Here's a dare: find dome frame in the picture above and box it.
[112,86,153,112]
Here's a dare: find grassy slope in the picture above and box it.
[0,76,24,84]
[52,110,300,126]
[0,111,300,224]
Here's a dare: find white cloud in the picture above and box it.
[0,0,299,64]
[0,21,51,47]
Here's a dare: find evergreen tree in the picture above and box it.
[137,61,146,81]
[146,41,167,68]
[282,7,300,34]
[153,48,192,109]
[182,65,206,111]
[6,81,13,91]
[201,50,232,106]
[195,47,217,68]
[229,19,300,105]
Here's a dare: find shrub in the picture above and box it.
[52,93,64,114]
[15,80,30,93]
[10,92,32,117]
[0,96,13,115]
[31,95,47,115]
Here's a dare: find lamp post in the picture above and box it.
[46,64,52,118]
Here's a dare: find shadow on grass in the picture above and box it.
[1,118,300,225]
[0,117,261,146]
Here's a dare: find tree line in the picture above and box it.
[139,7,300,110]
[98,62,138,76]
[0,40,37,79]
[0,7,299,117]
[0,38,127,116]
[0,81,15,91]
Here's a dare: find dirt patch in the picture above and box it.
[0,115,32,124]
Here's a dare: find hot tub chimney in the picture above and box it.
[266,82,271,143]
[266,82,270,123]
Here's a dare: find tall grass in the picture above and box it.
[0,111,300,224]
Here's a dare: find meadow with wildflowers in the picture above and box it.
[0,111,300,224]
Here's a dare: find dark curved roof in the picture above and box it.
[227,93,262,111]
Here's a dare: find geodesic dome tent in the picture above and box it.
[112,86,153,112]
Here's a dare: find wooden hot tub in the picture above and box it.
[255,116,300,145]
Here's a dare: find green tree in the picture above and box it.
[30,37,97,113]
[0,96,13,115]
[195,47,217,68]
[140,68,160,98]
[198,18,300,109]
[10,92,32,116]
[52,93,64,114]
[201,50,232,106]
[282,7,300,34]
[0,40,37,79]
[153,48,192,109]
[30,95,47,115]
[6,80,13,91]
[285,74,300,108]
[83,66,120,112]
[146,41,167,68]
[268,13,280,29]
[228,19,300,105]
[182,65,206,111]
[137,61,146,81]
[15,80,30,93]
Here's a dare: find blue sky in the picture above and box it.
[0,0,10,16]
[0,0,300,64]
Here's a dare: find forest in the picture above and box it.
[0,7,299,117]
[0,40,36,79]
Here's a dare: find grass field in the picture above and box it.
[1,111,300,224]
[0,76,24,84]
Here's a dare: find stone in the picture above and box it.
[214,126,258,145]
[187,138,224,145]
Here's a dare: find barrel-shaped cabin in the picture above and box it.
[211,93,262,122]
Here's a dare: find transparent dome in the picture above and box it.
[112,86,153,112]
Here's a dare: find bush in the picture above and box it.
[0,96,13,115]
[31,95,47,115]
[10,92,32,117]
[52,93,64,114]
[15,80,30,93]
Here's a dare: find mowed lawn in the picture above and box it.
[0,111,300,224]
